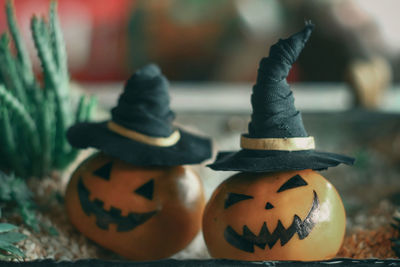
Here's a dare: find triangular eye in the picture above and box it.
[277,174,308,193]
[265,202,274,210]
[134,179,154,200]
[224,193,253,209]
[93,162,113,180]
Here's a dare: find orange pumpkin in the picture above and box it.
[202,169,345,261]
[65,152,205,260]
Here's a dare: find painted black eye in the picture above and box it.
[265,202,274,210]
[134,179,154,200]
[93,162,113,181]
[277,174,308,193]
[224,193,253,209]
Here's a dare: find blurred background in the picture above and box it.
[0,0,399,83]
[1,0,400,111]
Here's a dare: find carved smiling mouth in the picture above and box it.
[77,177,158,232]
[224,190,320,253]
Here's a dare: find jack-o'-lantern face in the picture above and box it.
[65,153,205,261]
[202,169,346,261]
[76,162,159,232]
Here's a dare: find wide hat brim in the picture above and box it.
[67,122,212,166]
[207,149,354,172]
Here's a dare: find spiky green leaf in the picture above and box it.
[0,33,28,106]
[0,223,17,233]
[0,240,25,258]
[49,0,68,84]
[0,85,40,158]
[5,0,35,88]
[0,232,26,243]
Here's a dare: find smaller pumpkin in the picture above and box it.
[65,64,212,260]
[66,152,205,260]
[203,170,345,261]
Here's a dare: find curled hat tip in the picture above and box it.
[256,22,315,85]
[304,19,315,29]
[291,20,314,46]
[302,20,315,41]
[136,63,161,78]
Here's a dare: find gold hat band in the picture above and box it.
[240,135,315,151]
[107,121,181,147]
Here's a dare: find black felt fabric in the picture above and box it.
[249,23,314,138]
[208,23,355,172]
[111,64,175,137]
[67,64,212,166]
[208,150,355,172]
[67,122,211,166]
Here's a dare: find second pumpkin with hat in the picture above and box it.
[65,64,212,260]
[203,23,354,261]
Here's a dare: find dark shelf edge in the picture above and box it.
[2,258,400,267]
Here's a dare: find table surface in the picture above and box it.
[81,82,400,113]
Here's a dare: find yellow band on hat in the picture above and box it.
[107,121,180,147]
[240,135,315,151]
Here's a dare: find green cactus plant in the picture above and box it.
[0,0,96,178]
[0,223,26,260]
[0,171,39,232]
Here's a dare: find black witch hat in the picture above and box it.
[208,23,354,172]
[67,64,212,166]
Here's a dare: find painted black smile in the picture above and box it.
[224,190,320,253]
[77,177,158,232]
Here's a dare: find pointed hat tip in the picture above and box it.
[124,63,165,93]
[304,19,315,28]
[304,21,315,33]
[299,20,315,43]
[249,22,315,138]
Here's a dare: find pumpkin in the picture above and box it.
[65,152,205,260]
[202,169,345,261]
